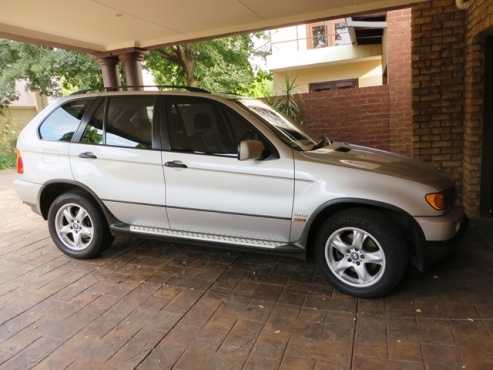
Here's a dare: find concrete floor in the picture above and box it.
[0,169,493,370]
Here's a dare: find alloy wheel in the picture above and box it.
[325,227,386,288]
[55,203,94,251]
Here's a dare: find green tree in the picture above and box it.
[145,33,269,95]
[246,69,273,98]
[0,40,102,107]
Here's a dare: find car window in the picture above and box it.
[39,100,89,142]
[238,99,316,151]
[218,106,263,147]
[166,97,236,155]
[80,100,104,145]
[106,96,155,149]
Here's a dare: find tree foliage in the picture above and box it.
[145,34,271,96]
[0,33,273,109]
[0,40,102,107]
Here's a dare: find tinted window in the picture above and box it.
[39,100,88,141]
[81,101,104,145]
[105,96,155,149]
[167,97,237,155]
[220,108,262,145]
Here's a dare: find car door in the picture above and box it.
[161,95,294,243]
[70,95,169,228]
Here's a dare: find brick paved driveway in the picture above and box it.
[1,170,493,369]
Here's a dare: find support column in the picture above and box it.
[119,51,145,89]
[97,56,119,90]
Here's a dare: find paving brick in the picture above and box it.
[0,170,492,369]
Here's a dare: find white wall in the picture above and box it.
[273,59,383,94]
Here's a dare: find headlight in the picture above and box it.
[425,187,455,211]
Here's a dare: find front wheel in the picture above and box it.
[48,191,111,259]
[315,208,409,298]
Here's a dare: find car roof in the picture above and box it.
[64,90,247,101]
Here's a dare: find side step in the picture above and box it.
[110,223,303,253]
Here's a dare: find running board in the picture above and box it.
[110,223,303,253]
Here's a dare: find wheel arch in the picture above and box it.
[302,198,425,261]
[38,179,117,224]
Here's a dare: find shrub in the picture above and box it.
[268,77,304,125]
[0,110,17,170]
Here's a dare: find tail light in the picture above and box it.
[16,150,23,174]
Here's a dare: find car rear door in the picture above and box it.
[70,95,168,228]
[161,95,294,243]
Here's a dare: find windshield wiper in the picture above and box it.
[310,136,331,151]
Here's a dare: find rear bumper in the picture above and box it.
[14,178,41,215]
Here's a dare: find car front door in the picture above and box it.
[161,96,294,243]
[70,95,168,228]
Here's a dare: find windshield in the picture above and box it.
[238,99,316,151]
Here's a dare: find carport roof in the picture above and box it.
[0,0,422,54]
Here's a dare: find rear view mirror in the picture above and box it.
[238,140,265,161]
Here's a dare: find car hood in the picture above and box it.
[300,142,452,190]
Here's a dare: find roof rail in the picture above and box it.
[69,85,210,96]
[125,85,210,93]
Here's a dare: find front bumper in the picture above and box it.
[413,208,468,271]
[415,207,465,241]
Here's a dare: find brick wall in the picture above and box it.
[387,8,413,156]
[297,85,391,150]
[411,0,466,204]
[412,0,493,216]
[463,0,493,216]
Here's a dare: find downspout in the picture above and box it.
[456,0,470,10]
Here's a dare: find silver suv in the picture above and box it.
[14,89,465,297]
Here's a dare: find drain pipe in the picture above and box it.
[456,0,470,10]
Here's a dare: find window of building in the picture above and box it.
[39,100,89,142]
[309,79,359,92]
[312,25,327,48]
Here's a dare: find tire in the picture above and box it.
[47,191,112,259]
[314,208,408,298]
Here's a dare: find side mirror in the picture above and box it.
[238,140,265,161]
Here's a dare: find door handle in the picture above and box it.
[165,160,187,168]
[78,151,98,159]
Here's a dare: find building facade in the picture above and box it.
[267,15,387,95]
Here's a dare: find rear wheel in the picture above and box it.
[315,208,408,298]
[48,191,111,258]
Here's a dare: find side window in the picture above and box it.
[80,101,104,145]
[220,107,262,146]
[217,104,276,158]
[39,100,88,142]
[105,96,155,149]
[166,97,236,155]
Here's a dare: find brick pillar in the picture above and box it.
[119,51,144,89]
[386,8,412,157]
[462,0,493,216]
[411,0,466,205]
[97,56,119,90]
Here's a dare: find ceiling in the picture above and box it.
[0,0,423,54]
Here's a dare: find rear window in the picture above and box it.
[39,100,89,142]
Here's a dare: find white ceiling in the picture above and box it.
[0,0,423,53]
